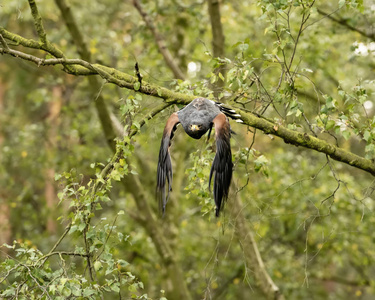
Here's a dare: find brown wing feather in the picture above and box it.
[209,113,233,217]
[156,113,180,216]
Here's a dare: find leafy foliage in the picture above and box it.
[1,0,375,299]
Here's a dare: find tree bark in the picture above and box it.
[207,0,225,59]
[207,0,226,96]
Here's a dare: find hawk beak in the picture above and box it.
[190,124,200,131]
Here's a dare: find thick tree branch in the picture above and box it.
[237,110,375,175]
[0,40,192,100]
[0,26,78,75]
[207,0,226,95]
[1,43,375,176]
[207,0,225,59]
[132,0,186,80]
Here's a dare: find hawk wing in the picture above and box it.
[156,113,180,216]
[209,113,233,217]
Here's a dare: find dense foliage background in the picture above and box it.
[1,0,375,299]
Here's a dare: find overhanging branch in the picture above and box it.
[1,33,374,176]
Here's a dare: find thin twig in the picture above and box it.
[22,263,52,299]
[94,215,119,261]
[0,263,22,284]
[0,33,9,50]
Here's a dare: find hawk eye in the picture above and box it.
[190,124,202,131]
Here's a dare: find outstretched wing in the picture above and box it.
[156,112,180,216]
[209,113,233,217]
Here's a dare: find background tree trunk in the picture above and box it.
[0,79,11,256]
[44,85,62,234]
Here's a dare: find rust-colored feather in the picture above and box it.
[156,113,179,216]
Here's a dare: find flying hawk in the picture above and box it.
[156,97,242,217]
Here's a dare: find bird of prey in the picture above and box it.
[156,97,242,217]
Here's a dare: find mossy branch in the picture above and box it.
[1,31,375,176]
[28,0,48,45]
[236,110,375,176]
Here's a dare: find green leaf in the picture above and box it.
[342,130,351,140]
[62,287,72,297]
[118,259,129,268]
[69,225,78,234]
[111,283,120,293]
[218,72,225,82]
[78,223,86,232]
[254,155,268,172]
[82,288,95,297]
[49,284,57,295]
[363,130,371,142]
[325,120,336,130]
[134,82,140,91]
[94,261,102,271]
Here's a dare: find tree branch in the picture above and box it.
[28,0,48,45]
[0,34,9,50]
[38,251,89,264]
[317,9,375,41]
[207,0,226,95]
[231,189,284,300]
[0,26,78,75]
[132,0,186,80]
[54,0,117,152]
[312,274,370,287]
[236,110,375,176]
[207,0,225,59]
[0,38,192,100]
[1,43,375,176]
